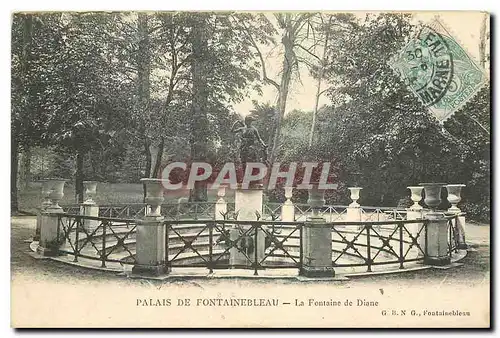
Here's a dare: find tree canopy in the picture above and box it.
[11,12,490,221]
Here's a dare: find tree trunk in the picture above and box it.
[19,147,32,191]
[11,139,19,213]
[13,14,33,209]
[137,13,151,103]
[151,137,165,178]
[309,78,322,147]
[137,13,151,204]
[75,150,84,203]
[189,19,209,202]
[309,19,331,148]
[269,18,296,165]
[269,50,292,164]
[479,13,488,69]
[143,138,151,202]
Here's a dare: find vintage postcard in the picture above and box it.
[10,10,490,328]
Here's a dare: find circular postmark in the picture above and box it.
[399,26,454,106]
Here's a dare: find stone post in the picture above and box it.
[281,187,295,222]
[406,186,425,258]
[300,184,334,278]
[132,179,168,276]
[230,185,265,266]
[215,186,227,221]
[80,181,99,233]
[446,184,467,249]
[34,179,55,241]
[406,186,424,237]
[346,187,362,230]
[37,179,67,256]
[420,183,450,266]
[423,212,451,265]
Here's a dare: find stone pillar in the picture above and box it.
[405,186,425,258]
[346,187,362,230]
[37,179,67,256]
[80,181,99,233]
[446,184,467,249]
[420,183,450,266]
[281,187,295,222]
[406,186,424,237]
[230,186,265,266]
[300,184,334,278]
[423,212,451,265]
[35,179,55,241]
[215,186,227,220]
[132,179,168,276]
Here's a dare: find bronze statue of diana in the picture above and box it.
[231,115,269,169]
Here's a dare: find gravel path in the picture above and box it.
[10,216,490,327]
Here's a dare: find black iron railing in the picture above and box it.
[54,213,137,267]
[329,219,427,271]
[447,216,460,255]
[47,212,461,275]
[99,204,146,218]
[164,220,303,275]
[61,201,413,222]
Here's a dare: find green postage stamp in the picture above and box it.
[389,17,488,123]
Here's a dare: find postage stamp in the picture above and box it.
[389,17,489,123]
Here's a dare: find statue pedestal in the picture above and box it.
[230,186,266,267]
[300,216,335,278]
[132,216,169,276]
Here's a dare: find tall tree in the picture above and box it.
[240,13,323,163]
[479,12,489,69]
[12,13,49,211]
[28,13,132,202]
[189,15,210,201]
[11,14,33,212]
[183,13,273,200]
[307,14,356,148]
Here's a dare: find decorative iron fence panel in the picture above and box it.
[329,219,427,272]
[164,220,304,275]
[54,213,138,267]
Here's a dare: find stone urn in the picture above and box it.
[83,181,98,204]
[407,186,424,210]
[141,178,167,216]
[307,184,325,214]
[40,179,56,209]
[419,183,446,210]
[348,187,362,208]
[446,184,466,212]
[47,179,68,210]
[284,186,293,205]
[217,186,226,203]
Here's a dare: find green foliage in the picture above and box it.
[304,13,491,218]
[11,12,489,220]
[249,101,278,149]
[443,85,490,221]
